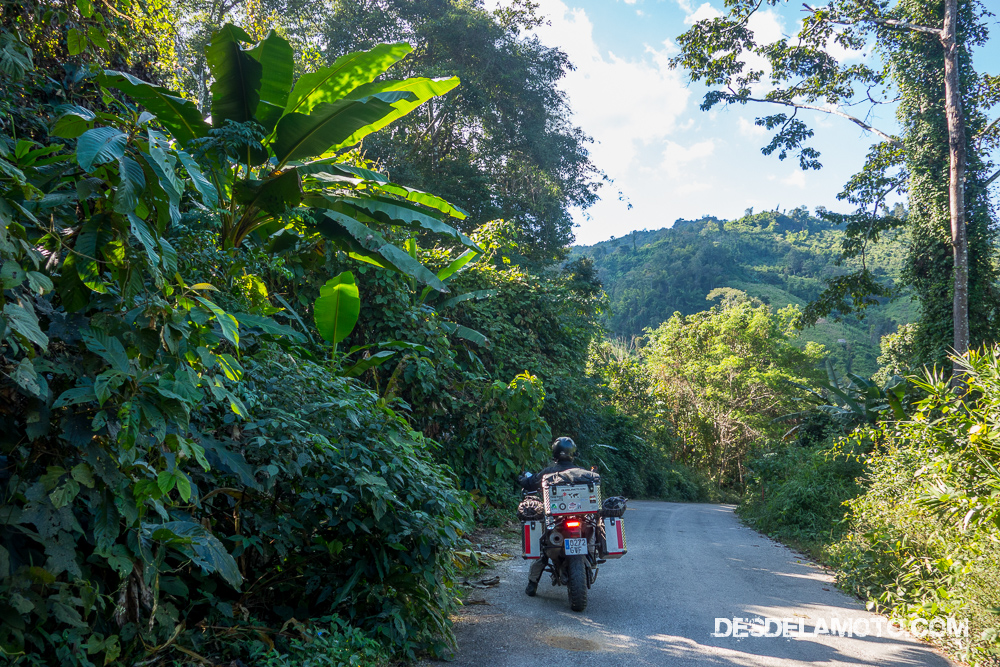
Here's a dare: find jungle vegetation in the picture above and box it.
[4,0,1000,665]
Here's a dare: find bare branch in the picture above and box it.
[802,3,942,37]
[975,116,1000,151]
[742,95,902,145]
[985,168,1000,188]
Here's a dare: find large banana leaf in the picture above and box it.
[329,77,460,153]
[314,271,360,350]
[326,163,468,219]
[246,31,294,132]
[283,42,412,117]
[98,72,210,147]
[271,91,415,165]
[313,211,449,292]
[340,195,479,250]
[234,170,302,215]
[207,24,262,128]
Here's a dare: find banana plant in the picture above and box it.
[776,360,907,438]
[89,25,477,293]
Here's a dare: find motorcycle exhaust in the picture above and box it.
[548,532,564,547]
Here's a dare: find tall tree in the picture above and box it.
[672,0,999,374]
[168,0,604,262]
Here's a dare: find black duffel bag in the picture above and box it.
[601,496,628,518]
[517,496,546,521]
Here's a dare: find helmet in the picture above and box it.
[551,437,577,462]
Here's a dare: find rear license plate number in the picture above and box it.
[564,538,587,556]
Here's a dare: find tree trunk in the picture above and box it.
[941,0,969,378]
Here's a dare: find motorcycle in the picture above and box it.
[518,468,627,612]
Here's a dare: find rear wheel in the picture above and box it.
[566,555,588,612]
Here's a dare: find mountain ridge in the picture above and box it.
[572,208,914,376]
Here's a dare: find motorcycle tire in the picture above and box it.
[566,555,588,612]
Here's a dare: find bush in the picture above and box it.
[739,437,865,550]
[826,350,1000,664]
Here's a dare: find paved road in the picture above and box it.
[438,502,955,667]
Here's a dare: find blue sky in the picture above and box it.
[511,0,1000,245]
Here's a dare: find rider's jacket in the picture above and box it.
[523,460,579,492]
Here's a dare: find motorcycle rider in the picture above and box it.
[521,437,579,597]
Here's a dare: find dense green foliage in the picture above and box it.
[645,292,825,492]
[574,209,912,376]
[169,0,603,261]
[0,19,492,665]
[670,0,1000,369]
[0,6,664,664]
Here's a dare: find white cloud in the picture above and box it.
[781,170,807,188]
[738,116,765,137]
[684,3,721,24]
[531,0,690,177]
[659,140,716,177]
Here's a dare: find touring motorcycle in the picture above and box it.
[518,468,627,611]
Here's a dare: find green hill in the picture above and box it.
[572,208,914,377]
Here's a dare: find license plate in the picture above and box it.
[564,538,587,556]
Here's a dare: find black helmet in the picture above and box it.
[551,437,577,462]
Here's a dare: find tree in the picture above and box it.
[644,292,825,488]
[167,0,604,262]
[671,0,999,376]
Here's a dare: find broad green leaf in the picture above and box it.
[327,164,468,219]
[51,105,96,139]
[176,149,219,207]
[114,156,146,213]
[206,24,262,128]
[437,249,479,282]
[13,357,42,397]
[1,260,24,288]
[283,42,412,117]
[441,321,490,347]
[3,301,48,349]
[149,521,243,588]
[128,214,161,268]
[92,493,120,553]
[272,91,414,166]
[195,297,240,347]
[234,170,302,215]
[74,230,108,294]
[87,26,109,51]
[76,127,127,171]
[342,350,396,377]
[215,353,243,381]
[330,76,460,152]
[67,28,86,55]
[341,196,479,250]
[99,71,210,146]
[437,289,497,309]
[232,312,305,341]
[246,30,294,131]
[314,271,360,347]
[70,463,95,488]
[144,129,182,225]
[53,386,97,408]
[312,211,449,292]
[81,327,130,373]
[76,0,93,17]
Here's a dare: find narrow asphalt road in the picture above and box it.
[434,502,956,667]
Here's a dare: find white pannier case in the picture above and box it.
[602,516,627,558]
[541,468,601,516]
[522,519,544,559]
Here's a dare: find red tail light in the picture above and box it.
[565,520,581,529]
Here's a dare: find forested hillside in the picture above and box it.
[573,208,914,375]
